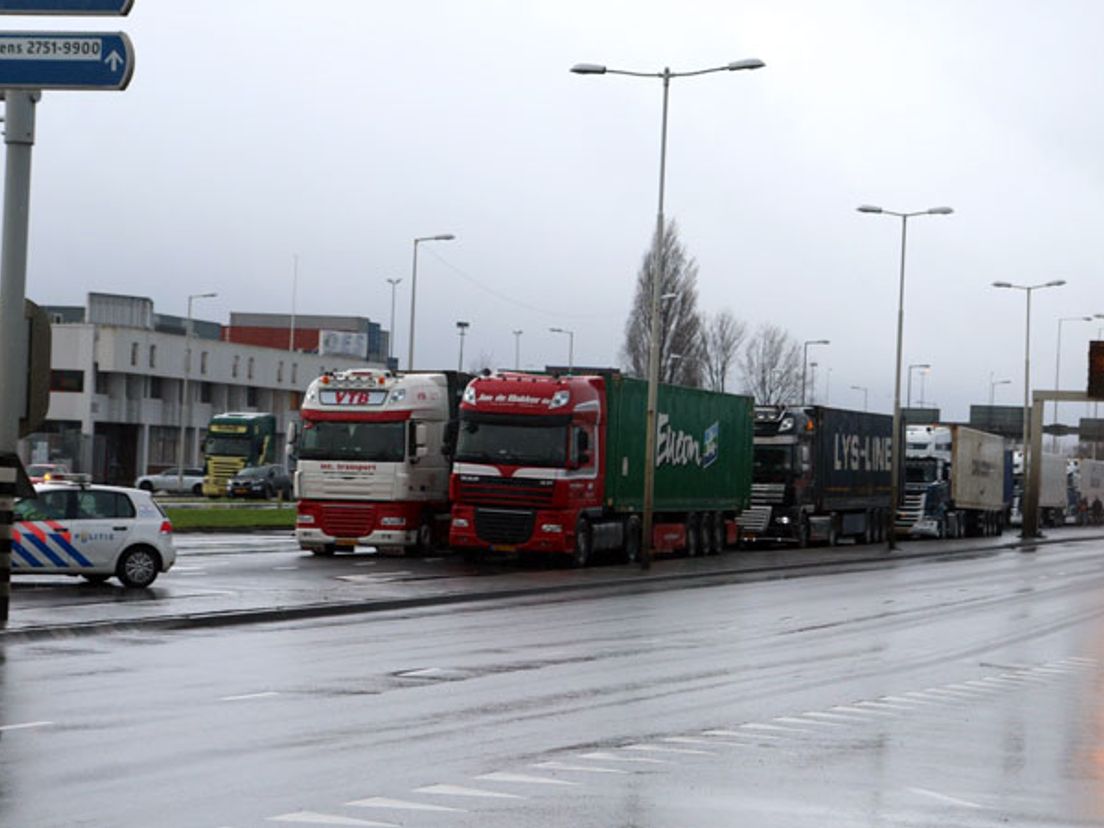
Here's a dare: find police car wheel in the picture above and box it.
[138,481,153,491]
[117,546,161,588]
[81,573,110,585]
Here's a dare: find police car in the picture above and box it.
[12,480,176,588]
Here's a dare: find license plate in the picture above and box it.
[336,540,356,549]
[491,544,516,553]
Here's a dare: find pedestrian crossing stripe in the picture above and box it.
[10,521,93,569]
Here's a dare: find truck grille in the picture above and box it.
[458,475,554,508]
[320,503,376,538]
[475,508,535,545]
[207,457,246,487]
[895,493,926,530]
[735,505,772,534]
[751,483,786,505]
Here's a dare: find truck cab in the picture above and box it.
[746,406,817,544]
[899,425,954,538]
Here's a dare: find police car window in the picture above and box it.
[77,491,136,520]
[14,496,65,521]
[41,490,77,519]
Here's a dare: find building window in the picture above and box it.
[148,426,178,466]
[232,355,240,379]
[49,370,84,393]
[95,371,109,395]
[247,357,255,380]
[277,361,284,383]
[200,352,209,375]
[149,344,157,369]
[148,376,162,399]
[291,363,298,384]
[199,382,212,403]
[246,386,258,407]
[130,342,139,367]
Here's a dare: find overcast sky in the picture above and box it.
[12,1,1104,422]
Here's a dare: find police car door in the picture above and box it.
[73,489,134,566]
[12,489,94,573]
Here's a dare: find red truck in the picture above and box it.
[448,371,754,565]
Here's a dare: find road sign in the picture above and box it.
[0,0,132,13]
[1090,341,1104,399]
[0,31,132,89]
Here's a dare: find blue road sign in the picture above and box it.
[0,1,132,14]
[0,31,132,89]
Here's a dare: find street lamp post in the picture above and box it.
[991,279,1066,536]
[178,292,217,493]
[850,385,869,412]
[455,321,470,372]
[407,234,455,371]
[801,339,829,405]
[549,327,574,374]
[988,373,1011,405]
[857,204,953,550]
[512,329,523,371]
[906,363,931,409]
[1052,315,1093,451]
[572,56,764,569]
[386,277,402,367]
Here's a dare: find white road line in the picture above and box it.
[477,772,579,786]
[414,784,524,800]
[273,566,300,571]
[832,705,896,717]
[801,711,867,724]
[353,561,378,567]
[219,691,280,702]
[267,813,398,827]
[623,744,716,755]
[532,761,629,775]
[976,677,1022,687]
[907,786,983,809]
[662,736,719,745]
[346,797,466,813]
[740,722,814,734]
[0,721,52,732]
[578,752,669,764]
[1031,667,1076,675]
[940,684,994,696]
[880,695,935,706]
[959,682,1001,692]
[773,716,842,728]
[853,701,916,712]
[917,689,976,700]
[999,672,1050,685]
[703,728,779,740]
[1062,657,1096,665]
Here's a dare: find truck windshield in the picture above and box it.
[905,460,938,484]
[298,420,405,462]
[753,445,793,483]
[456,421,567,467]
[205,436,252,456]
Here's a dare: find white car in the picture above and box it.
[12,482,177,588]
[134,466,205,495]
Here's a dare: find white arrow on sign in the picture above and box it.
[104,50,122,71]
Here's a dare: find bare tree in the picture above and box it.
[620,219,704,387]
[701,310,747,393]
[740,323,802,404]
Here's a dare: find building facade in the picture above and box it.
[23,293,386,484]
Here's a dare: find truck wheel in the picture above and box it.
[797,516,810,548]
[827,522,839,547]
[622,516,642,564]
[311,544,337,557]
[414,516,435,555]
[711,512,725,554]
[572,518,592,568]
[700,513,716,556]
[685,514,701,557]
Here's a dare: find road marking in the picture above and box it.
[415,784,524,800]
[773,716,840,728]
[662,736,720,745]
[976,677,1021,687]
[273,565,300,571]
[704,728,780,740]
[477,771,579,786]
[346,798,466,813]
[353,561,378,567]
[740,722,814,734]
[1062,657,1096,665]
[832,705,896,717]
[532,761,629,775]
[579,752,669,764]
[1031,667,1075,675]
[220,691,279,702]
[937,685,991,697]
[267,813,398,826]
[623,743,716,755]
[921,688,980,700]
[999,672,1050,685]
[907,786,983,809]
[801,711,867,724]
[880,695,934,706]
[853,700,916,712]
[0,721,52,732]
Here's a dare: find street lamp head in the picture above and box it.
[926,206,954,215]
[727,58,765,71]
[435,234,455,241]
[191,292,217,300]
[571,63,607,75]
[456,321,469,330]
[857,204,883,214]
[549,327,563,333]
[991,281,1013,288]
[1045,279,1066,288]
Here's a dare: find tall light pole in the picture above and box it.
[407,233,455,371]
[906,363,931,409]
[801,339,829,405]
[808,362,819,404]
[850,385,869,411]
[512,329,523,371]
[455,321,470,372]
[988,373,1011,405]
[1052,315,1093,451]
[858,204,953,549]
[572,56,764,569]
[385,277,402,367]
[289,253,298,352]
[178,292,217,494]
[991,278,1066,535]
[549,327,574,374]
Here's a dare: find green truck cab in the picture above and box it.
[201,412,278,497]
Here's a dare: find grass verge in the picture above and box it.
[165,505,296,532]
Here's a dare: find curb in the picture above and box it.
[4,531,1101,643]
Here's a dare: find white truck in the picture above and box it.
[1010,450,1068,528]
[291,369,468,555]
[1069,458,1104,525]
[898,424,1009,538]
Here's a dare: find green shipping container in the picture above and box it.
[603,375,753,514]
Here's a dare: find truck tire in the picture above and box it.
[700,513,716,556]
[622,516,642,564]
[827,521,839,547]
[414,515,435,555]
[797,516,810,548]
[685,514,701,557]
[711,512,725,554]
[572,518,592,568]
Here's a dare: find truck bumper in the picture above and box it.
[900,518,941,538]
[295,500,431,550]
[448,504,574,554]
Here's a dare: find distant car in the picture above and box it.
[25,463,71,484]
[226,464,293,500]
[134,466,205,495]
[12,482,176,588]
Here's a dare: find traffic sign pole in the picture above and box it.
[0,89,37,626]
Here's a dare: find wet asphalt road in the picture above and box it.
[3,537,1104,826]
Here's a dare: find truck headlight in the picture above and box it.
[452,517,469,528]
